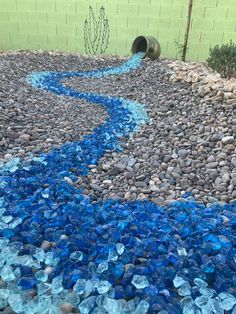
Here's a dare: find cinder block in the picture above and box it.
[153,0,173,5]
[28,11,47,23]
[17,0,36,11]
[0,22,19,32]
[159,5,184,18]
[0,0,17,10]
[191,7,205,19]
[77,2,94,14]
[118,26,138,38]
[28,33,48,48]
[204,7,227,19]
[118,4,139,17]
[18,22,37,34]
[191,18,214,31]
[8,11,27,22]
[169,18,186,30]
[110,15,128,28]
[0,31,10,42]
[67,34,83,51]
[213,20,236,32]
[139,4,160,17]
[223,32,236,42]
[193,0,217,7]
[226,8,236,19]
[217,0,236,6]
[10,33,29,45]
[38,22,57,35]
[128,16,149,28]
[200,31,224,43]
[46,13,67,24]
[148,17,170,29]
[66,13,85,25]
[188,31,202,41]
[55,0,76,13]
[56,24,77,36]
[0,12,9,22]
[55,36,68,50]
[128,0,146,5]
[36,0,56,12]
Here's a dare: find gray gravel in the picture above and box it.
[1,51,235,204]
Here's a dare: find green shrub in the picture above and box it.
[206,41,236,79]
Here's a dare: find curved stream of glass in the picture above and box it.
[0,53,235,314]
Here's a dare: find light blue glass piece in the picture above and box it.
[208,298,224,314]
[181,297,196,314]
[65,291,80,306]
[73,279,87,294]
[134,300,150,314]
[103,297,122,314]
[194,278,208,288]
[0,206,6,215]
[0,298,7,309]
[177,247,188,256]
[33,248,45,262]
[5,158,20,173]
[0,289,9,299]
[41,188,50,198]
[23,301,37,314]
[35,270,48,282]
[108,249,118,262]
[194,295,209,308]
[9,217,22,228]
[91,308,107,314]
[79,296,96,314]
[84,280,93,297]
[8,294,23,313]
[44,252,54,265]
[178,282,191,296]
[218,293,236,311]
[0,222,7,230]
[97,261,108,274]
[97,281,111,294]
[131,275,150,289]
[37,282,51,295]
[173,275,186,288]
[199,287,216,298]
[13,267,21,279]
[51,276,63,294]
[70,251,83,261]
[1,215,13,223]
[116,243,125,255]
[0,238,9,249]
[37,298,52,314]
[0,265,16,281]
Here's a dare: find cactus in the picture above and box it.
[84,6,110,55]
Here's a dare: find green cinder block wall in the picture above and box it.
[0,0,235,61]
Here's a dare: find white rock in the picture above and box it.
[222,136,234,145]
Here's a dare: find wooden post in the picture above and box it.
[182,0,193,62]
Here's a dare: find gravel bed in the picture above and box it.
[1,51,235,205]
[0,52,109,160]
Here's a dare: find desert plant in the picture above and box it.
[84,6,110,55]
[206,41,236,79]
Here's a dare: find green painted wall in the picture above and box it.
[0,0,235,61]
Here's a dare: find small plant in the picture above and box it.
[174,40,188,59]
[206,41,236,79]
[84,6,110,55]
